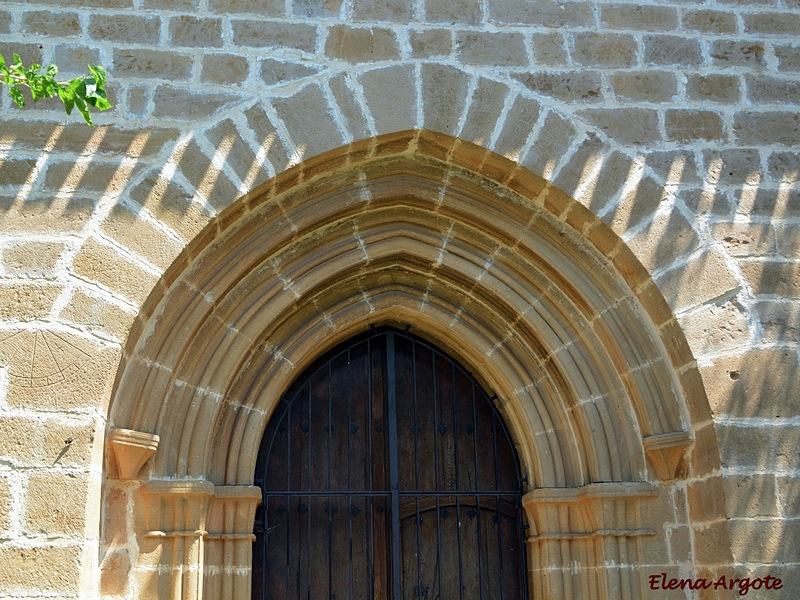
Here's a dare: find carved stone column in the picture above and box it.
[204,486,262,600]
[522,482,659,600]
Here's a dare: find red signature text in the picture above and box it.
[648,573,783,596]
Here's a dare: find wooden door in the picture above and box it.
[252,329,527,599]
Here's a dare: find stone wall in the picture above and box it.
[0,0,798,597]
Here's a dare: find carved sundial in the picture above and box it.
[0,330,90,388]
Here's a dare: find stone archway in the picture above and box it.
[101,131,729,599]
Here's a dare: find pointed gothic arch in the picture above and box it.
[102,130,727,599]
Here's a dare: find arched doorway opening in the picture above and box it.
[252,327,527,599]
[101,131,729,599]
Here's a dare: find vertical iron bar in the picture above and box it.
[472,385,485,600]
[491,413,506,600]
[347,349,355,600]
[387,333,402,600]
[451,363,464,600]
[432,350,443,598]
[367,338,375,596]
[328,363,333,599]
[412,340,423,599]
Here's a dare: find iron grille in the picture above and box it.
[253,328,528,599]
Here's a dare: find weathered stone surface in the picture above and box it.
[625,210,700,272]
[740,259,800,297]
[209,0,283,13]
[101,204,184,270]
[152,85,244,121]
[0,284,61,321]
[22,10,83,36]
[260,58,323,86]
[409,29,452,58]
[600,4,678,30]
[744,12,800,34]
[494,95,540,159]
[272,84,345,159]
[231,20,317,51]
[644,35,703,66]
[0,545,82,595]
[680,300,750,357]
[682,9,738,34]
[611,71,677,102]
[656,248,740,311]
[488,0,594,27]
[713,222,777,257]
[169,16,223,48]
[711,40,765,67]
[72,238,159,304]
[89,14,160,44]
[665,109,725,142]
[513,71,602,102]
[531,32,567,65]
[201,53,250,86]
[702,349,798,418]
[3,241,64,278]
[686,74,740,103]
[113,48,193,80]
[455,31,527,66]
[572,33,637,67]
[360,65,417,134]
[746,75,800,105]
[325,26,401,62]
[329,73,371,140]
[24,471,88,535]
[521,111,578,178]
[577,108,661,145]
[724,474,778,518]
[421,63,470,135]
[460,78,510,146]
[425,0,481,25]
[205,118,271,191]
[353,0,413,22]
[775,44,800,72]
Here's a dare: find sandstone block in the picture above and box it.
[0,195,95,233]
[101,204,184,270]
[711,40,765,68]
[729,518,800,563]
[152,85,244,121]
[624,211,699,273]
[693,520,732,565]
[754,300,800,342]
[89,14,160,44]
[329,73,371,140]
[201,53,250,86]
[169,16,223,48]
[456,31,527,66]
[724,473,778,518]
[644,150,703,184]
[572,32,637,67]
[687,476,727,523]
[665,109,725,142]
[409,29,452,58]
[43,159,141,196]
[128,172,211,243]
[740,259,800,297]
[680,300,750,357]
[778,476,800,518]
[686,74,740,103]
[0,11,9,33]
[259,58,322,86]
[655,247,739,311]
[701,349,798,418]
[0,545,82,594]
[738,187,800,219]
[353,0,413,22]
[599,4,678,30]
[272,84,345,159]
[3,241,64,278]
[293,0,344,17]
[144,0,198,7]
[744,12,800,35]
[0,158,37,188]
[0,416,38,465]
[72,238,158,304]
[746,75,800,105]
[494,95,540,160]
[703,148,762,186]
[421,63,470,136]
[244,104,293,172]
[682,9,738,34]
[232,20,317,52]
[520,111,578,179]
[775,44,800,72]
[325,26,400,62]
[0,43,43,66]
[460,78,510,145]
[644,35,703,66]
[113,49,193,81]
[531,32,567,66]
[715,423,773,469]
[488,0,593,27]
[426,0,481,25]
[577,108,660,145]
[611,71,677,102]
[24,471,88,535]
[0,475,11,534]
[0,283,61,321]
[712,222,776,257]
[48,44,101,78]
[22,10,82,36]
[513,71,601,102]
[360,65,417,133]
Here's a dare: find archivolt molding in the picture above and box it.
[104,130,723,598]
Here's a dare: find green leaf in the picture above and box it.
[0,54,6,72]
[58,86,75,115]
[46,63,58,79]
[73,94,93,127]
[9,85,25,108]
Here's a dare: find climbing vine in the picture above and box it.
[0,53,112,126]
